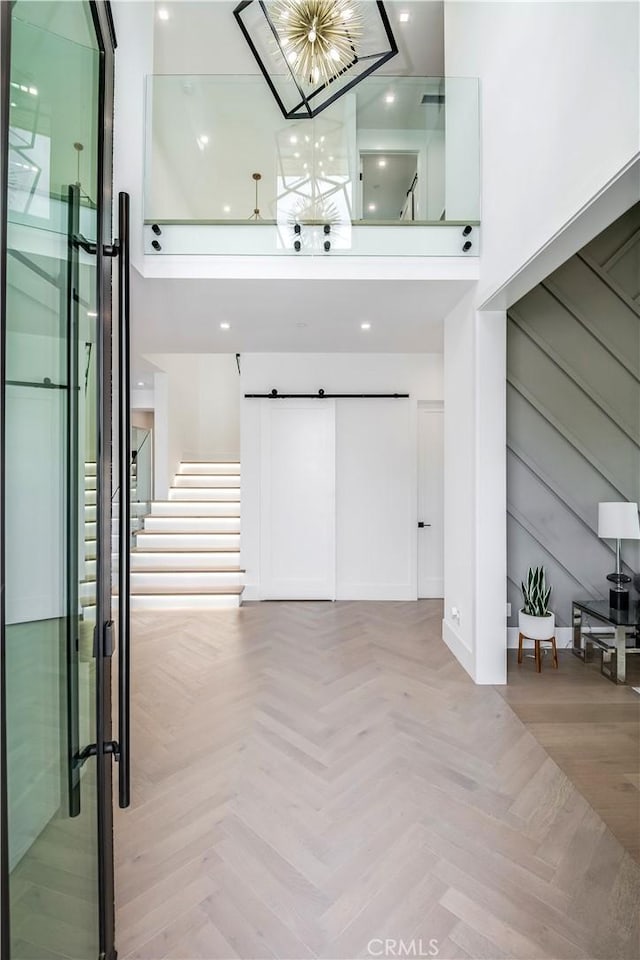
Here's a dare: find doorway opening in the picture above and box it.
[360,151,419,221]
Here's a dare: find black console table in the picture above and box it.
[572,598,640,684]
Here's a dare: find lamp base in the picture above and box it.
[610,586,630,611]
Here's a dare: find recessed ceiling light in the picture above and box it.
[368,203,376,212]
[385,93,395,104]
[361,322,371,330]
[220,322,231,330]
[294,151,300,158]
[137,381,145,387]
[222,204,231,213]
[199,134,209,144]
[289,134,298,144]
[399,11,410,22]
[329,155,334,161]
[158,8,170,20]
[378,158,387,167]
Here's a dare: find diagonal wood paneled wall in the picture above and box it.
[507,202,640,627]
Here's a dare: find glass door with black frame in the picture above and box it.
[1,2,116,958]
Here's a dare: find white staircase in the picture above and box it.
[81,461,98,622]
[130,461,244,609]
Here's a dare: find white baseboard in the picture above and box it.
[335,584,417,601]
[242,583,260,602]
[507,626,573,649]
[418,578,444,599]
[442,618,475,679]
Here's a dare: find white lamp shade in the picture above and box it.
[598,501,640,539]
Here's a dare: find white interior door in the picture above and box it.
[417,406,444,598]
[260,399,336,599]
[336,398,417,600]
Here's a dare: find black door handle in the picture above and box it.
[418,522,431,528]
[117,191,131,810]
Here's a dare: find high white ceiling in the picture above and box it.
[131,272,472,355]
[153,1,444,78]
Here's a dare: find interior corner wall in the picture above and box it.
[148,354,240,490]
[112,0,154,272]
[444,0,640,302]
[443,291,507,684]
[443,293,476,677]
[240,353,443,601]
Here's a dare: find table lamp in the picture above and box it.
[598,501,640,609]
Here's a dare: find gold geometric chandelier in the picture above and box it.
[234,0,398,120]
[270,0,363,87]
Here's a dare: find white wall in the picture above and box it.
[148,354,240,493]
[445,0,640,301]
[112,0,155,273]
[241,353,442,600]
[441,0,639,685]
[443,293,507,683]
[443,293,476,678]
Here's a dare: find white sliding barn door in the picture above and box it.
[260,399,336,599]
[417,406,444,598]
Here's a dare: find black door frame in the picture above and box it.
[0,3,118,958]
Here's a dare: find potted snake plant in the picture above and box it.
[519,566,555,640]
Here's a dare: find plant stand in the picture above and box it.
[518,633,558,673]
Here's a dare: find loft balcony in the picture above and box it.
[144,74,480,258]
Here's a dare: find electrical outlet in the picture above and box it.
[506,602,512,618]
[451,606,461,623]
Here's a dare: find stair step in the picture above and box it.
[173,475,240,488]
[131,570,244,589]
[128,549,241,570]
[132,545,240,553]
[154,500,240,516]
[143,517,240,533]
[179,462,241,476]
[169,487,241,501]
[131,565,244,573]
[123,584,244,596]
[127,593,242,610]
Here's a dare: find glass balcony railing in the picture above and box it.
[144,74,480,257]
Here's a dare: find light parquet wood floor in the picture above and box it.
[115,601,640,960]
[499,649,640,862]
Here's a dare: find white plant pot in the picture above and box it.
[518,610,555,641]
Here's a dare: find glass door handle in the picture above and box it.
[117,191,132,809]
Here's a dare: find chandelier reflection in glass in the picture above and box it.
[234,0,397,120]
